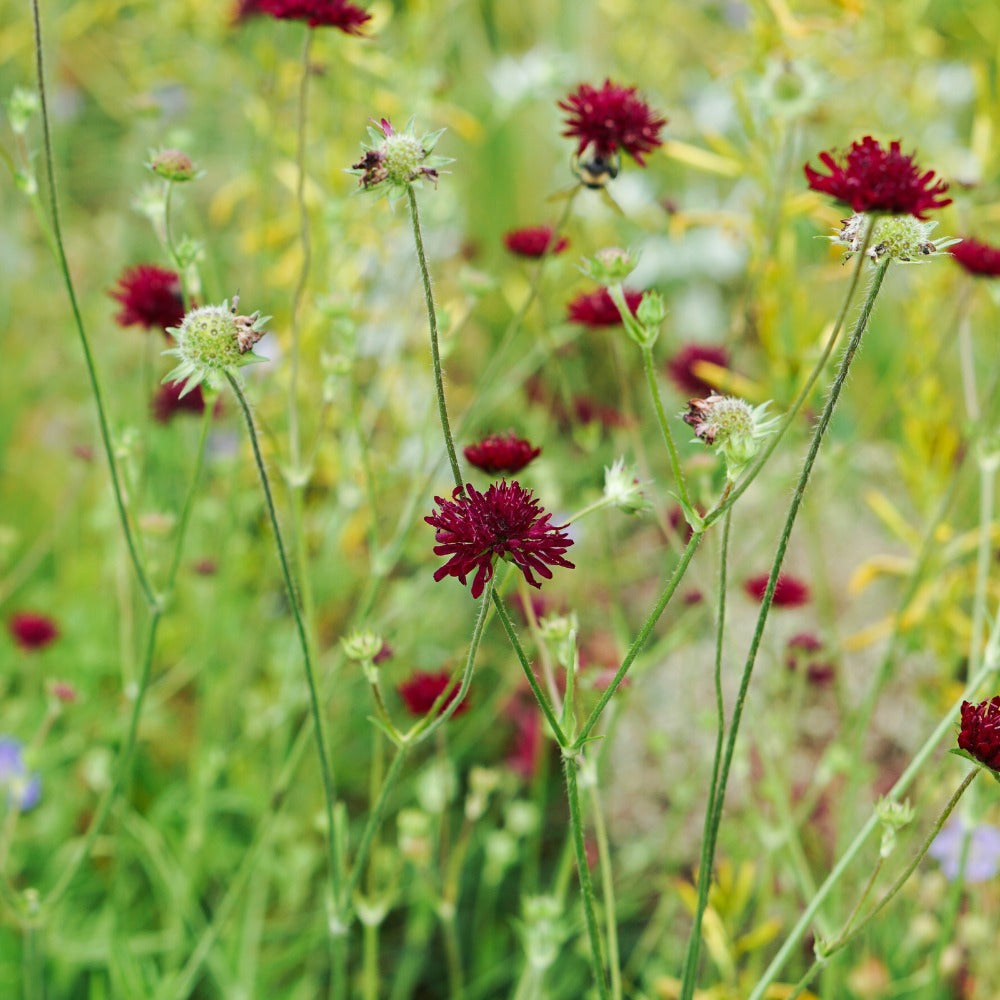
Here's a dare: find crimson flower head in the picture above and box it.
[744,573,810,608]
[425,481,575,599]
[567,287,643,327]
[252,0,371,32]
[951,237,1000,278]
[504,225,569,258]
[110,265,185,335]
[8,612,59,651]
[666,344,730,396]
[397,670,468,717]
[804,136,951,219]
[958,696,1000,772]
[559,80,667,167]
[464,433,541,475]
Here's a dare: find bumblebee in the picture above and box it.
[572,145,621,190]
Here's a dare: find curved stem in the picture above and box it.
[407,184,463,489]
[40,611,161,913]
[575,530,704,747]
[31,0,157,609]
[224,372,342,917]
[492,591,566,747]
[639,342,692,510]
[704,260,889,976]
[564,753,610,1000]
[679,508,731,998]
[785,769,978,1000]
[705,219,876,529]
[288,29,314,477]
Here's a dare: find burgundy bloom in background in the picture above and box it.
[464,432,541,475]
[666,343,730,396]
[110,265,185,334]
[559,80,667,166]
[8,612,59,651]
[567,287,643,327]
[958,696,1000,771]
[951,237,1000,277]
[804,136,951,219]
[426,481,575,599]
[571,395,627,429]
[744,573,811,608]
[152,380,206,424]
[504,225,569,259]
[505,693,542,779]
[785,632,835,685]
[397,670,468,717]
[253,0,371,32]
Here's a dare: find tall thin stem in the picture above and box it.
[564,754,610,1000]
[30,0,157,610]
[407,184,463,489]
[679,508,731,998]
[224,373,343,932]
[699,261,889,994]
[640,341,692,511]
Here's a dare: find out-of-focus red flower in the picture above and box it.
[567,287,643,327]
[397,670,468,717]
[8,612,59,651]
[250,0,371,32]
[666,344,730,396]
[505,694,542,779]
[743,573,810,607]
[951,237,1000,278]
[804,136,951,219]
[464,432,541,475]
[110,265,185,334]
[785,632,835,685]
[503,225,569,258]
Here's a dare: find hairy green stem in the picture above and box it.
[785,769,978,1000]
[31,0,157,609]
[700,259,889,995]
[407,184,463,489]
[747,649,999,1000]
[575,530,704,747]
[640,342,692,511]
[564,754,610,1000]
[679,509,731,998]
[225,373,343,937]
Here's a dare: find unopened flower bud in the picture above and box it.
[5,87,39,135]
[832,213,959,264]
[148,148,199,182]
[636,289,666,331]
[579,247,639,285]
[876,797,915,858]
[603,456,650,515]
[341,629,385,663]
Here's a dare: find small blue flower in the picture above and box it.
[928,817,1000,883]
[0,737,41,812]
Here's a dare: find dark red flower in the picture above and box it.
[559,80,667,166]
[804,136,951,219]
[464,433,541,475]
[253,0,371,31]
[505,693,542,778]
[744,573,810,607]
[666,344,730,396]
[951,237,1000,278]
[8,612,59,651]
[426,481,575,599]
[567,287,643,327]
[958,696,1000,771]
[152,380,206,423]
[397,670,468,717]
[572,395,627,429]
[785,633,835,685]
[503,225,569,258]
[110,265,185,334]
